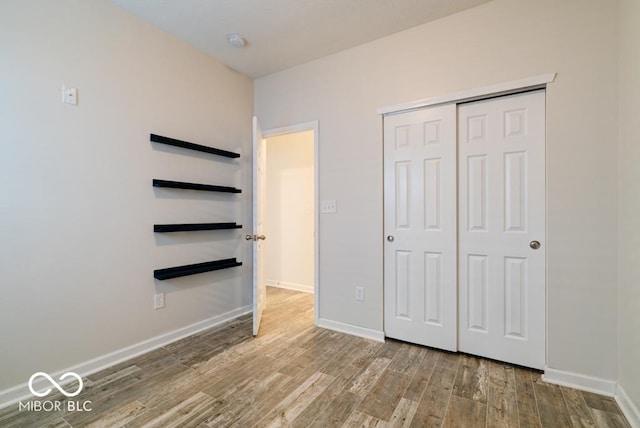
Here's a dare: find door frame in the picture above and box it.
[262,120,320,326]
[379,73,555,365]
[377,73,556,115]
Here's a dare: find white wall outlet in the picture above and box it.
[61,85,78,105]
[320,200,337,214]
[355,286,365,302]
[154,292,165,310]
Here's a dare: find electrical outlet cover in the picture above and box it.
[154,293,165,309]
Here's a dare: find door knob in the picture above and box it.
[256,235,266,240]
[387,235,395,242]
[530,240,541,250]
[245,234,254,241]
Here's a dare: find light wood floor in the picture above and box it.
[1,287,630,427]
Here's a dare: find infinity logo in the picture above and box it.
[28,372,84,398]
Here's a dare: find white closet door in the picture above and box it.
[384,104,457,351]
[458,90,546,369]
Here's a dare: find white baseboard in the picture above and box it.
[616,384,640,428]
[318,318,385,342]
[266,280,314,294]
[542,367,617,396]
[0,305,251,410]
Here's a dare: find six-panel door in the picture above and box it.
[383,104,458,351]
[383,90,546,369]
[457,90,546,369]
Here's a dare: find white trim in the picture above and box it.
[263,120,320,326]
[266,280,314,294]
[616,384,640,428]
[262,120,318,139]
[318,318,385,342]
[0,306,251,410]
[542,367,617,396]
[377,73,556,115]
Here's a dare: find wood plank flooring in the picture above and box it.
[0,287,630,427]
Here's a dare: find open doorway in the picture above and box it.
[265,130,315,293]
[260,121,319,327]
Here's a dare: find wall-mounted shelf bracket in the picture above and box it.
[154,258,242,280]
[154,223,242,232]
[151,133,240,158]
[152,179,241,193]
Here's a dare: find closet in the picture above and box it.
[383,90,546,369]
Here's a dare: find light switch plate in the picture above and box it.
[320,200,337,214]
[61,85,78,105]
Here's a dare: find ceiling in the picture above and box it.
[111,0,493,78]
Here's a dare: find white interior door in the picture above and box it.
[384,103,457,351]
[458,90,546,369]
[252,116,267,336]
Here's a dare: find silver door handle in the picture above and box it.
[387,235,395,242]
[245,234,254,241]
[530,240,541,250]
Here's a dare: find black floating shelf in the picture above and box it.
[154,222,242,233]
[154,258,242,280]
[151,134,240,159]
[153,179,241,193]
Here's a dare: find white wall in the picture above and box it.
[255,0,620,382]
[0,0,253,393]
[265,131,315,292]
[618,0,640,416]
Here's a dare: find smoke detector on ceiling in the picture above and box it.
[227,34,247,48]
